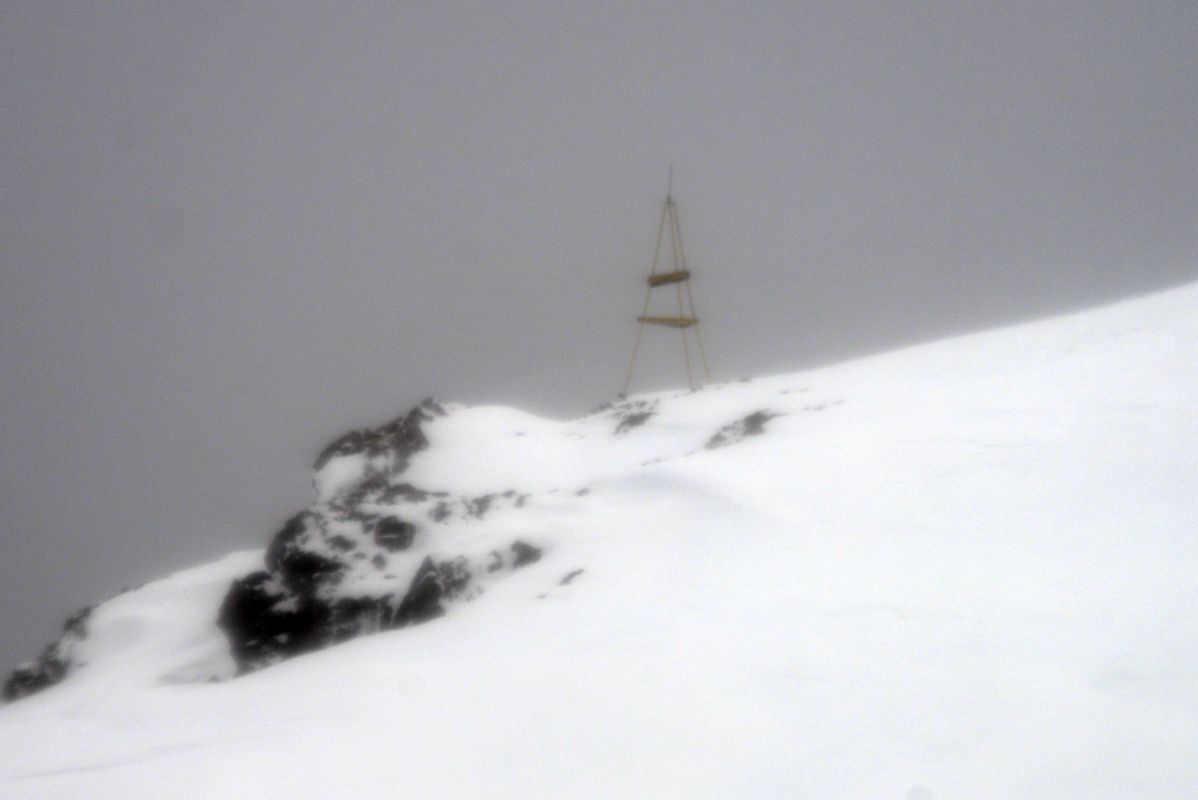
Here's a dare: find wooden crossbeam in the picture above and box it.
[647,270,691,287]
[638,315,698,328]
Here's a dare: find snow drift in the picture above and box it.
[1,283,1195,799]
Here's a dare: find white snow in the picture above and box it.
[1,283,1195,799]
[313,453,373,503]
[67,551,263,687]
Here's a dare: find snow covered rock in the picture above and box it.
[311,398,445,503]
[217,404,548,674]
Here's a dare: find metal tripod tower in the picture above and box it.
[623,168,711,394]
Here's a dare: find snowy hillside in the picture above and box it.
[1,283,1196,799]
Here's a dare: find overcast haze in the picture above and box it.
[1,1,1195,669]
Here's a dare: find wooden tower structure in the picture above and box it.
[623,170,711,394]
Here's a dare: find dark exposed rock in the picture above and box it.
[326,595,393,643]
[467,494,494,518]
[560,569,584,586]
[327,535,355,552]
[3,654,67,703]
[611,398,659,435]
[343,480,446,509]
[380,483,435,504]
[437,556,473,596]
[511,541,542,568]
[429,501,452,522]
[218,572,327,670]
[217,529,549,674]
[422,491,528,523]
[266,512,345,597]
[264,512,315,573]
[615,411,653,434]
[313,398,445,472]
[285,552,342,594]
[2,606,92,703]
[705,410,783,449]
[374,517,416,551]
[340,473,391,507]
[394,558,447,626]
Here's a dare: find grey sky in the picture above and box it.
[1,1,1195,669]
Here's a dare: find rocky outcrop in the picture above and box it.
[311,399,447,503]
[215,401,546,674]
[313,398,445,473]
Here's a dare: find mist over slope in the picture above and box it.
[0,283,1195,799]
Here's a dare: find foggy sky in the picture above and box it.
[1,1,1195,669]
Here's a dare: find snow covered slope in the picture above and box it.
[1,283,1195,799]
